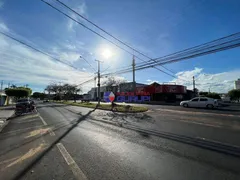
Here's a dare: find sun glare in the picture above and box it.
[102,49,113,59]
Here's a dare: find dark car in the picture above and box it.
[43,99,49,103]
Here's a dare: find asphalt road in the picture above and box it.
[0,102,239,180]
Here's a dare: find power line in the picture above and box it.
[135,37,240,70]
[0,31,79,71]
[54,0,151,60]
[102,33,240,76]
[124,33,240,72]
[136,42,240,71]
[41,0,178,79]
[79,56,97,72]
[40,0,146,62]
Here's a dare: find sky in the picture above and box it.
[0,0,240,93]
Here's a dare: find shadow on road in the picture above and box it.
[11,108,96,180]
[83,120,240,174]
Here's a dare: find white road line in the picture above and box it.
[57,143,88,180]
[38,114,55,136]
[38,114,47,125]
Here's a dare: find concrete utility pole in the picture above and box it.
[95,60,102,106]
[132,55,136,83]
[132,55,136,92]
[0,80,3,91]
[94,77,97,100]
[193,76,195,93]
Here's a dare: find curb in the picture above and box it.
[0,111,15,133]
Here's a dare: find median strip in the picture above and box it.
[52,101,148,113]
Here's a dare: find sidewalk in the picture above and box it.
[0,106,15,132]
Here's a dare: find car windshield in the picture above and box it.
[0,1,240,180]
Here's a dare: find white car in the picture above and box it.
[180,97,218,108]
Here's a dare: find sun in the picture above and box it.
[102,49,113,59]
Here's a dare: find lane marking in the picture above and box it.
[2,143,46,170]
[57,143,88,180]
[0,156,20,165]
[38,114,55,136]
[38,114,47,125]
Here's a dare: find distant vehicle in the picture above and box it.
[43,99,49,103]
[82,94,90,102]
[17,98,31,104]
[15,98,36,115]
[180,97,218,108]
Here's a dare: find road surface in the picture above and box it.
[0,102,239,180]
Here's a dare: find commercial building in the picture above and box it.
[234,79,240,89]
[135,82,188,102]
[87,81,192,103]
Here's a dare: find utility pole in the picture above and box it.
[95,60,102,106]
[0,80,3,91]
[132,55,136,92]
[193,76,195,93]
[94,77,97,100]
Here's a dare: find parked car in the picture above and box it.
[15,98,35,115]
[43,99,49,103]
[180,97,218,108]
[81,94,90,102]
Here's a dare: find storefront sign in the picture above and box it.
[104,92,115,102]
[104,92,150,103]
[116,95,150,103]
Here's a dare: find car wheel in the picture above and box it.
[207,104,214,109]
[183,103,188,108]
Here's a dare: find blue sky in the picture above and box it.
[0,0,240,93]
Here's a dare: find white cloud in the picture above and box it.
[0,1,4,8]
[172,67,240,93]
[0,22,94,93]
[59,52,81,63]
[67,2,87,31]
[0,22,8,32]
[146,79,159,84]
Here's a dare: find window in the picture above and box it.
[191,98,199,101]
[200,98,208,101]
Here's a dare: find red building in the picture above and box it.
[136,82,187,102]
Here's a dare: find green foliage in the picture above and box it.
[228,89,240,101]
[206,92,221,99]
[199,92,221,99]
[45,83,82,102]
[32,92,46,100]
[5,87,32,98]
[199,92,208,96]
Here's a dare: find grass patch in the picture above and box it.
[52,101,148,113]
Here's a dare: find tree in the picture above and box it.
[5,87,32,99]
[103,76,126,86]
[199,92,208,96]
[62,84,82,102]
[45,83,81,102]
[206,92,221,99]
[228,89,240,102]
[199,92,221,99]
[32,92,46,100]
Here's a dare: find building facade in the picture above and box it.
[87,82,190,103]
[234,79,240,89]
[135,82,187,102]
